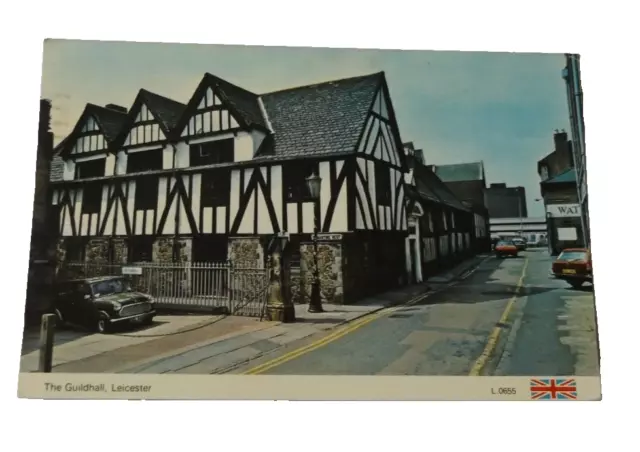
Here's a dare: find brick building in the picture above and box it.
[485,183,527,220]
[538,131,583,254]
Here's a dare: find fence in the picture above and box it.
[61,260,269,318]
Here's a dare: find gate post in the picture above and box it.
[265,233,296,323]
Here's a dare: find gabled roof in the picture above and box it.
[541,167,576,184]
[112,89,186,146]
[413,164,469,211]
[433,161,485,182]
[260,72,383,158]
[88,104,129,143]
[58,104,128,157]
[139,89,186,132]
[175,73,268,135]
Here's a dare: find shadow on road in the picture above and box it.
[20,319,172,355]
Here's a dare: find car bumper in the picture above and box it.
[109,309,156,323]
[549,272,592,281]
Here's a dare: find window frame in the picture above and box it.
[82,183,102,214]
[200,170,231,208]
[283,161,318,203]
[75,158,106,179]
[135,177,159,211]
[189,138,234,167]
[375,164,392,206]
[126,148,163,174]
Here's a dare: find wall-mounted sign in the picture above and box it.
[547,204,581,218]
[317,233,343,241]
[122,266,143,275]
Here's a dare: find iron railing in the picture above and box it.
[61,260,269,318]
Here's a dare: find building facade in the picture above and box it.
[49,72,415,305]
[486,183,527,220]
[431,162,491,253]
[403,148,476,284]
[562,54,590,247]
[538,130,583,254]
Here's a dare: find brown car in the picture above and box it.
[551,248,593,289]
[495,240,519,258]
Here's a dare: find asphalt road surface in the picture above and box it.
[236,249,600,376]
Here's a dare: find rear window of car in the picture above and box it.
[558,251,587,261]
[497,241,512,246]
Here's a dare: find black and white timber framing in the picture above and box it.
[49,71,478,285]
[51,73,411,242]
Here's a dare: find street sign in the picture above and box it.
[122,266,143,275]
[317,233,342,241]
[546,204,581,218]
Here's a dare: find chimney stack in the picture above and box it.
[553,130,568,151]
[105,104,128,114]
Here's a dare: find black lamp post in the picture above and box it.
[305,172,323,313]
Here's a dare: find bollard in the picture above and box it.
[38,314,56,373]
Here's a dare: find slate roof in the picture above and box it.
[541,167,576,184]
[87,104,128,143]
[413,164,469,211]
[433,162,485,182]
[139,89,186,132]
[260,72,383,158]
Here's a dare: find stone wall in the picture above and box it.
[228,237,266,308]
[228,237,264,268]
[153,237,175,263]
[300,239,344,305]
[112,238,128,263]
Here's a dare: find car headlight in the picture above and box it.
[112,302,122,311]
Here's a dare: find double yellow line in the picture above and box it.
[243,290,435,375]
[468,257,529,376]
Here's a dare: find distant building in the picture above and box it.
[486,183,527,220]
[431,162,491,252]
[562,54,590,247]
[537,131,583,254]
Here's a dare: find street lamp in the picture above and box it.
[305,172,323,313]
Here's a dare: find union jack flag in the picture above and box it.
[530,378,577,400]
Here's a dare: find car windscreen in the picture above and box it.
[496,241,513,247]
[558,251,587,262]
[91,279,131,297]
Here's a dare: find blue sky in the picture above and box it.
[41,40,571,217]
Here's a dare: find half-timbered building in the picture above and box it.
[50,72,414,305]
[432,162,491,253]
[403,143,477,284]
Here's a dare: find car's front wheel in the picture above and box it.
[96,317,111,334]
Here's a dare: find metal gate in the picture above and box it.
[61,261,269,318]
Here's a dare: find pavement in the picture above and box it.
[228,249,600,376]
[19,252,488,375]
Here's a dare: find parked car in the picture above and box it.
[550,248,593,289]
[495,240,519,258]
[511,237,527,251]
[52,276,156,334]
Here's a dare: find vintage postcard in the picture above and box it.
[18,40,600,400]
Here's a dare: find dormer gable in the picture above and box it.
[58,103,128,159]
[116,89,186,150]
[174,73,270,141]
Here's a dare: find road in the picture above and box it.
[234,249,600,376]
